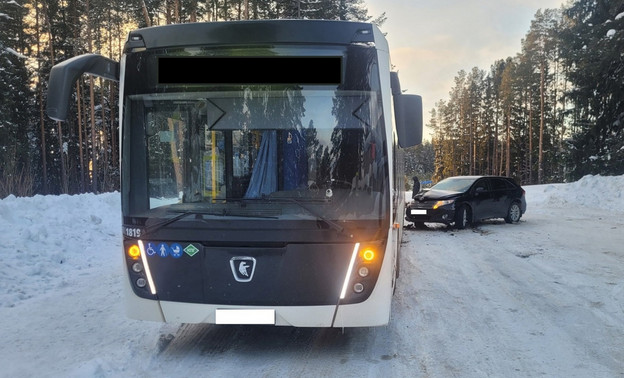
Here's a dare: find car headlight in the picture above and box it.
[433,199,455,209]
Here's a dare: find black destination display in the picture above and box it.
[158,56,342,85]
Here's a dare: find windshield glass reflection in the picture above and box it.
[133,88,386,220]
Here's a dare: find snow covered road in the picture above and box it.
[399,206,624,377]
[1,175,623,377]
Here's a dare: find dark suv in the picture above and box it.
[406,176,527,229]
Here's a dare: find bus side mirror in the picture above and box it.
[391,72,423,148]
[394,94,423,148]
[47,53,120,122]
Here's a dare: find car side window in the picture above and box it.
[491,178,507,191]
[504,179,517,189]
[474,178,489,193]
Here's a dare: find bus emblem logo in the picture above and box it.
[230,257,256,282]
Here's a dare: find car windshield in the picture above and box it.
[431,177,476,192]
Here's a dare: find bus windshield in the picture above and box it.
[131,88,387,221]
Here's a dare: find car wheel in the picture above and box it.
[454,205,469,229]
[505,202,522,223]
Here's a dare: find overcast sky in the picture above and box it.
[364,0,566,138]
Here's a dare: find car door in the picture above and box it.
[470,178,493,221]
[489,178,511,218]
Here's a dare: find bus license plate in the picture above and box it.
[411,209,427,215]
[215,309,275,325]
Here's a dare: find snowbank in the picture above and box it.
[528,174,624,212]
[0,192,120,308]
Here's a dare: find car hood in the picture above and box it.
[413,189,462,202]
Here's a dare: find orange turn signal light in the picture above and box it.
[361,248,375,262]
[128,244,141,260]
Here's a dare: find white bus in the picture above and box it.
[47,20,422,327]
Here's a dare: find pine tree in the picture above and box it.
[0,0,35,197]
[521,9,562,184]
[6,0,380,196]
[560,0,624,179]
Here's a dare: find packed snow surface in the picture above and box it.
[1,174,623,377]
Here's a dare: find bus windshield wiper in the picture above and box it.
[142,207,281,238]
[268,197,347,236]
[142,210,196,239]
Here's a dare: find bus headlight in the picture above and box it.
[358,266,369,277]
[353,283,364,293]
[136,278,147,288]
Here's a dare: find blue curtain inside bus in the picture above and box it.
[245,131,277,198]
[244,129,308,198]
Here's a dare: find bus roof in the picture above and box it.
[124,20,384,53]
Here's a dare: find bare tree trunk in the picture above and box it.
[493,105,499,176]
[77,81,85,192]
[560,66,567,161]
[165,0,171,23]
[44,0,59,191]
[57,121,68,193]
[110,82,117,178]
[141,0,151,26]
[499,140,504,176]
[529,89,533,184]
[41,0,55,64]
[468,107,473,175]
[505,105,511,176]
[190,0,197,22]
[107,8,118,184]
[472,124,476,175]
[35,0,49,193]
[85,0,98,193]
[38,90,48,193]
[90,76,98,192]
[539,60,545,184]
[100,79,109,190]
[82,91,89,188]
[207,0,213,21]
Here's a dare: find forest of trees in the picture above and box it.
[0,0,383,198]
[1,0,622,198]
[431,1,624,185]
